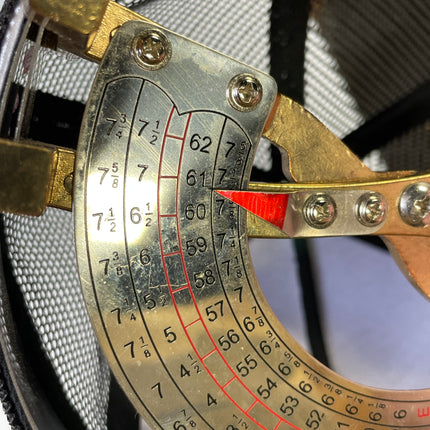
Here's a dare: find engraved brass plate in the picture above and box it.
[74,21,430,429]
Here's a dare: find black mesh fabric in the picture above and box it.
[304,0,430,172]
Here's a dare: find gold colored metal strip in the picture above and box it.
[85,1,153,61]
[262,94,375,182]
[0,139,53,216]
[29,0,110,56]
[255,93,380,238]
[261,96,430,296]
[28,0,152,60]
[29,0,109,36]
[247,212,289,238]
[0,139,74,216]
[47,147,75,211]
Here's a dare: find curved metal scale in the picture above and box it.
[74,20,430,430]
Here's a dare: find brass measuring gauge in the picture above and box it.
[71,19,430,430]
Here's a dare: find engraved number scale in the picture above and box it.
[74,21,430,429]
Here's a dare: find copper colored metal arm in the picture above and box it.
[261,94,430,298]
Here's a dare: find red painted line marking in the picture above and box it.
[163,250,181,258]
[160,214,177,218]
[171,285,189,293]
[158,108,175,171]
[156,110,299,430]
[222,376,236,389]
[216,190,289,230]
[184,318,201,329]
[156,108,194,341]
[166,134,186,140]
[274,420,282,430]
[201,349,216,360]
[247,399,259,413]
[258,401,301,430]
[160,175,178,179]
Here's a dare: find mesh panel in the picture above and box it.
[118,0,149,9]
[35,48,97,102]
[13,39,97,105]
[304,0,430,142]
[365,120,430,172]
[13,38,32,90]
[18,46,97,104]
[3,209,110,430]
[304,17,365,138]
[2,17,110,429]
[137,0,271,71]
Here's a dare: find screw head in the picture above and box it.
[399,182,430,227]
[303,194,337,229]
[228,74,263,112]
[355,192,387,227]
[132,30,171,70]
[63,172,74,195]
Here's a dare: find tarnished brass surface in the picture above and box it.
[255,95,378,239]
[0,140,74,216]
[71,20,430,430]
[262,94,430,299]
[75,21,282,429]
[384,235,430,298]
[29,0,109,55]
[263,94,376,183]
[86,1,153,61]
[29,0,108,35]
[47,147,75,211]
[28,0,151,60]
[0,139,53,216]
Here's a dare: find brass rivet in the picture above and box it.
[63,172,74,195]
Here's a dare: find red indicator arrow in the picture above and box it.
[216,190,289,230]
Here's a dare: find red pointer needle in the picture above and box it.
[216,190,289,230]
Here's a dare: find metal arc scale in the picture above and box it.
[74,21,430,429]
